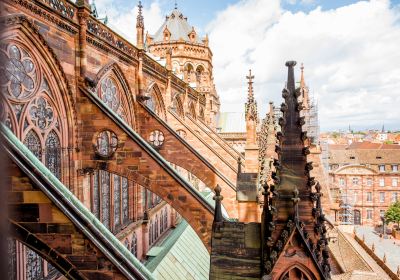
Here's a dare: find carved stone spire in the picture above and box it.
[244,69,259,173]
[136,1,144,28]
[245,69,258,121]
[136,1,145,49]
[300,63,310,109]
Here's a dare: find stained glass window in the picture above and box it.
[131,234,137,257]
[122,177,129,223]
[164,209,168,231]
[45,130,61,179]
[26,247,44,280]
[7,238,16,280]
[100,170,111,228]
[93,170,100,218]
[23,130,42,160]
[114,175,121,228]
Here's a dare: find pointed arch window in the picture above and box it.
[23,130,42,160]
[97,76,128,121]
[45,130,61,179]
[171,95,184,118]
[122,177,129,223]
[114,175,121,228]
[100,170,111,228]
[91,171,131,231]
[145,90,163,118]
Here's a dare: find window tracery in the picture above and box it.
[149,130,165,148]
[91,171,131,230]
[1,42,65,182]
[1,44,37,100]
[29,97,54,130]
[45,130,61,179]
[97,76,127,121]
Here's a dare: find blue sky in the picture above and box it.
[128,0,400,34]
[98,0,400,131]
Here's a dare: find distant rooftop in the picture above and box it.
[151,8,203,44]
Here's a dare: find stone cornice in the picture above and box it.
[6,0,79,34]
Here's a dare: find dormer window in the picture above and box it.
[163,27,171,42]
[188,27,196,43]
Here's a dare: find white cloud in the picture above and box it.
[207,0,400,130]
[94,0,164,44]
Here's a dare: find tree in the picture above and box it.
[385,201,400,229]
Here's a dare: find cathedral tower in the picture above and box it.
[146,5,220,128]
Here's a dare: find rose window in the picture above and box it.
[95,130,118,158]
[100,78,119,112]
[149,130,165,148]
[0,44,37,100]
[29,97,54,130]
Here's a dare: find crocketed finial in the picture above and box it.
[136,1,144,28]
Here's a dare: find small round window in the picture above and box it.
[149,130,165,148]
[95,130,118,157]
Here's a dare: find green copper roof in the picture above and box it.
[145,220,210,280]
[1,124,155,280]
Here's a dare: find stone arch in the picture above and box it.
[278,263,317,280]
[94,62,136,129]
[171,93,184,118]
[195,64,205,84]
[145,82,167,120]
[187,100,197,119]
[1,18,75,183]
[184,62,195,82]
[199,106,205,121]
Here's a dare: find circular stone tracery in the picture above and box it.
[29,97,54,130]
[0,44,37,100]
[149,130,165,148]
[94,130,118,158]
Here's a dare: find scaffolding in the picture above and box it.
[301,98,319,145]
[338,191,354,225]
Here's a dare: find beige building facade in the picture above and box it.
[328,143,400,226]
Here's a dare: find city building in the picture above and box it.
[328,142,400,226]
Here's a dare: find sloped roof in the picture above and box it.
[152,8,202,44]
[145,220,210,280]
